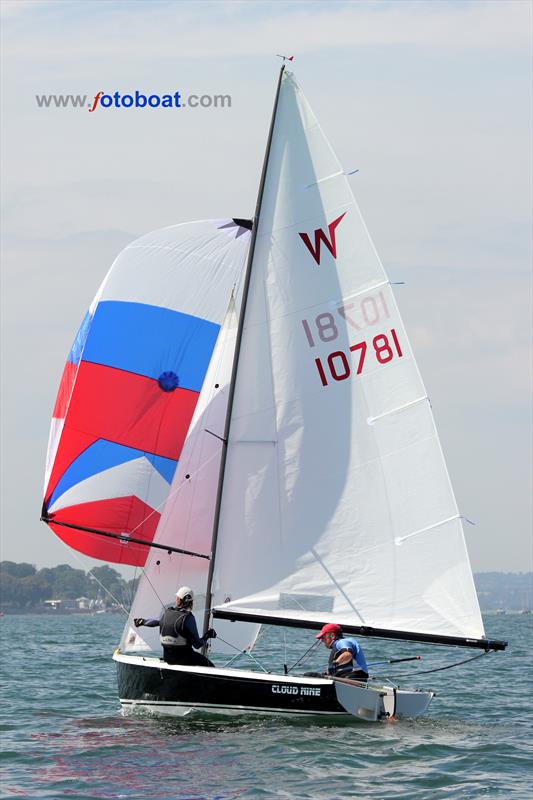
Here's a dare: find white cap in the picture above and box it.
[176,586,194,603]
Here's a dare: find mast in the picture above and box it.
[202,65,286,637]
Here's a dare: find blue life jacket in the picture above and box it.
[328,637,368,675]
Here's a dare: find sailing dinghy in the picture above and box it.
[42,67,507,721]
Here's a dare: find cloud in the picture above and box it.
[1,0,530,573]
[396,267,531,408]
[2,0,530,61]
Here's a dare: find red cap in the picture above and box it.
[316,623,342,639]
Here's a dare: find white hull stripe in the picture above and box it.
[113,653,331,684]
[119,699,346,716]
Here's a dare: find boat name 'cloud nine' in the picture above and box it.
[271,685,321,696]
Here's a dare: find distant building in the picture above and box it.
[43,599,62,610]
[76,596,90,610]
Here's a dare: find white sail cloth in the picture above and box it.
[121,299,261,655]
[211,71,483,640]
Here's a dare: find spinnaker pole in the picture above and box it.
[202,65,286,638]
[40,514,210,560]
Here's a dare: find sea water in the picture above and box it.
[0,613,531,799]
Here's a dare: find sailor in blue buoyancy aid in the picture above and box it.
[316,623,369,681]
[134,586,217,666]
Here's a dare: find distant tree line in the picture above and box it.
[0,561,138,610]
[0,562,531,612]
[474,572,532,611]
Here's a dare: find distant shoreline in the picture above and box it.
[0,608,530,617]
[1,564,531,615]
[0,608,124,616]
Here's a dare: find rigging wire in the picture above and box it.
[58,541,130,616]
[285,639,321,674]
[140,566,167,612]
[87,571,129,616]
[215,634,270,673]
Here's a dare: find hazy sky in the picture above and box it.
[1,0,531,578]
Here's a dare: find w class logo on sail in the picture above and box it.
[298,212,346,265]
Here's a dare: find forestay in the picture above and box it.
[43,219,250,567]
[211,72,484,641]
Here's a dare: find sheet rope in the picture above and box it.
[383,649,492,679]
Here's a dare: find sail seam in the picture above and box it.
[126,446,223,537]
[263,246,285,562]
[76,359,203,393]
[53,426,180,463]
[174,316,237,567]
[241,280,392,329]
[256,201,352,237]
[232,439,277,444]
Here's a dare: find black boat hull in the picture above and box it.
[115,653,345,716]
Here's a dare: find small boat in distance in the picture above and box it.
[42,66,507,721]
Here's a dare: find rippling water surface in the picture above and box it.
[1,613,531,799]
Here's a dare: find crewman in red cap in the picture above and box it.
[315,623,369,681]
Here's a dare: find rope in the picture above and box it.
[139,566,166,612]
[383,649,491,679]
[286,639,321,673]
[59,540,130,616]
[85,568,129,615]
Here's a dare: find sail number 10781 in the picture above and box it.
[300,293,404,387]
[301,315,404,386]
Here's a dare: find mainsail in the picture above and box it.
[211,71,485,644]
[43,219,250,567]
